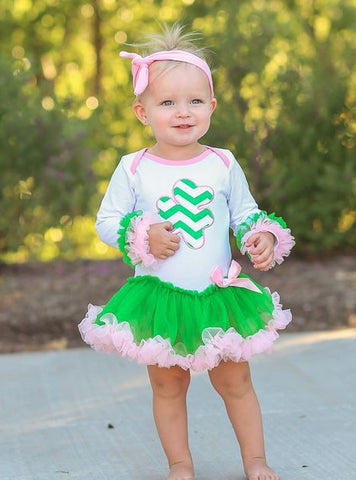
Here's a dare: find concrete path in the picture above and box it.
[1,329,355,480]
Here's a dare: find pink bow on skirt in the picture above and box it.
[210,260,262,294]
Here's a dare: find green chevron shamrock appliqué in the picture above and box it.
[157,179,214,249]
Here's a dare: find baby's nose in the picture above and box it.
[176,103,191,117]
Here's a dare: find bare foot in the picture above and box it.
[166,461,194,480]
[244,457,280,480]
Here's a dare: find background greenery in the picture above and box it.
[1,0,355,262]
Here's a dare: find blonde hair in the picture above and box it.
[132,23,209,62]
[128,23,213,100]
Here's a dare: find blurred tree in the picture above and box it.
[0,0,189,261]
[184,0,356,254]
[0,0,355,259]
[0,57,97,259]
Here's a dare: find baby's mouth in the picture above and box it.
[174,124,193,129]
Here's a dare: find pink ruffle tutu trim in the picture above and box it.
[78,290,291,372]
[241,217,295,265]
[125,212,158,267]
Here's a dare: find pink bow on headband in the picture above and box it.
[210,260,262,294]
[120,49,214,96]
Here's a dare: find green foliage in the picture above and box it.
[0,0,355,260]
[0,56,97,257]
[184,0,356,254]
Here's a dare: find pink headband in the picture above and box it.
[120,49,214,96]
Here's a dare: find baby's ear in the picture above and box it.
[210,97,217,113]
[133,101,148,125]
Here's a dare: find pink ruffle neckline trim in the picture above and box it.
[78,289,291,371]
[145,148,212,166]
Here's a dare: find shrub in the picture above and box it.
[0,57,97,257]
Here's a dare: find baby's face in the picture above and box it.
[134,62,217,157]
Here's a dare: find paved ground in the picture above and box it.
[1,329,355,480]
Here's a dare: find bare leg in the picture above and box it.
[208,361,279,480]
[147,365,194,480]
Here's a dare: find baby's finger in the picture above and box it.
[169,234,181,243]
[253,257,271,269]
[162,221,173,231]
[251,248,269,261]
[248,244,265,255]
[246,233,260,248]
[169,241,180,251]
[159,248,176,259]
[254,254,275,270]
[253,250,272,264]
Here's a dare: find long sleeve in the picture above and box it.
[228,159,260,234]
[228,157,295,265]
[95,161,136,249]
[95,158,157,268]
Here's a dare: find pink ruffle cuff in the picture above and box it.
[78,290,291,372]
[125,212,158,267]
[241,217,295,265]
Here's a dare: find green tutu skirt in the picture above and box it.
[79,274,291,371]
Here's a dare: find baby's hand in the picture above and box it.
[246,232,275,271]
[148,222,180,260]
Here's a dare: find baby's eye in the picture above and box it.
[161,100,173,106]
[191,99,202,104]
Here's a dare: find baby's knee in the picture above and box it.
[211,369,253,400]
[149,367,190,399]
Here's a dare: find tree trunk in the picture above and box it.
[92,0,102,96]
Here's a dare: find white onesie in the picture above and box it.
[95,147,260,291]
